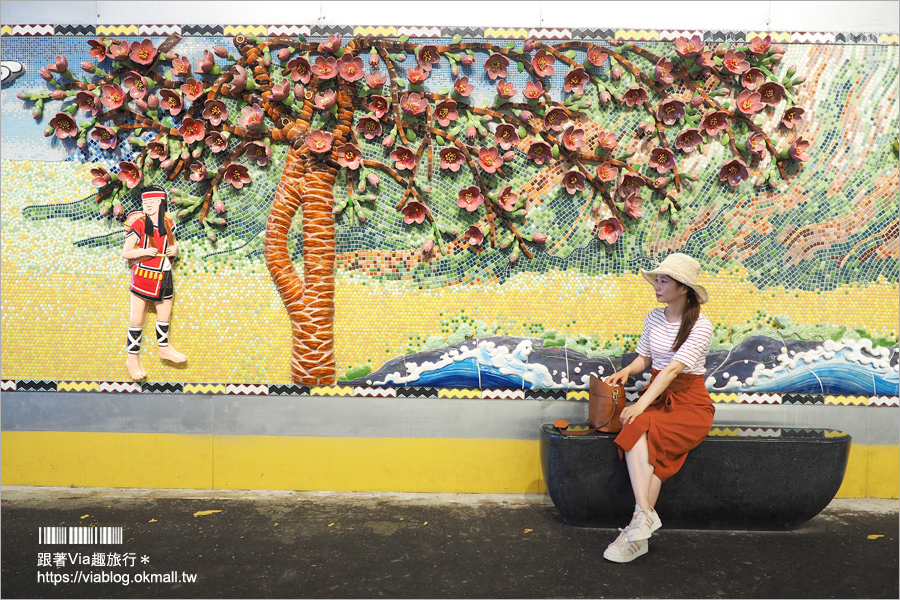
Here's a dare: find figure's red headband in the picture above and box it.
[141,191,167,202]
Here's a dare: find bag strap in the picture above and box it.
[553,419,599,435]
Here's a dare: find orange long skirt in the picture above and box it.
[614,370,715,482]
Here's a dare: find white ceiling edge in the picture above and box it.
[1,1,898,33]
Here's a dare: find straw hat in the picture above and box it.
[640,253,709,304]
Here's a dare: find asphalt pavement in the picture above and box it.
[1,487,897,599]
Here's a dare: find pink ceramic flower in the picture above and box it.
[674,35,703,58]
[484,53,509,80]
[748,35,772,55]
[170,56,191,78]
[305,130,333,154]
[654,58,675,85]
[722,50,750,75]
[417,45,441,71]
[368,95,390,119]
[338,53,365,82]
[457,186,484,212]
[789,137,810,162]
[543,106,569,131]
[117,161,143,189]
[477,147,503,174]
[159,89,184,116]
[523,80,543,101]
[390,145,416,170]
[434,100,458,126]
[561,125,585,152]
[747,132,767,159]
[400,92,427,116]
[700,110,729,136]
[697,50,716,69]
[562,170,586,194]
[314,89,337,111]
[146,140,167,160]
[564,67,590,95]
[336,143,362,170]
[179,117,205,144]
[496,80,516,99]
[76,91,100,116]
[230,65,248,93]
[365,70,386,89]
[223,162,251,189]
[356,116,382,140]
[497,185,518,211]
[758,81,786,106]
[617,173,644,198]
[596,161,618,183]
[202,99,227,126]
[648,147,676,174]
[782,106,805,130]
[494,123,519,150]
[288,56,312,84]
[189,161,207,182]
[622,86,647,108]
[454,76,474,97]
[406,65,428,85]
[596,217,623,244]
[311,56,338,80]
[675,128,703,153]
[596,130,618,151]
[719,158,749,186]
[88,39,107,62]
[587,46,608,66]
[527,141,552,165]
[91,125,117,149]
[205,131,228,153]
[48,112,77,139]
[465,225,484,246]
[531,49,555,77]
[238,103,264,131]
[741,67,765,91]
[401,201,427,224]
[180,78,204,102]
[122,71,149,99]
[736,89,765,115]
[656,98,685,125]
[194,50,217,74]
[439,147,465,171]
[624,194,644,218]
[90,165,110,188]
[318,34,342,55]
[100,83,126,110]
[129,39,157,66]
[108,42,129,62]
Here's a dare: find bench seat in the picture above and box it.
[540,424,851,530]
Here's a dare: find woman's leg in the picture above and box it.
[126,294,150,380]
[648,474,663,508]
[624,432,656,509]
[154,298,186,363]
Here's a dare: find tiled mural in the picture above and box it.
[1,25,897,404]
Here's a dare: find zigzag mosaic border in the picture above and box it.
[1,380,897,406]
[0,25,896,44]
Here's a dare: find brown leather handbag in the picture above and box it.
[554,375,626,435]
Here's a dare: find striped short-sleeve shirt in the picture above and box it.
[634,308,713,375]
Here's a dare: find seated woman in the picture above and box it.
[602,253,714,563]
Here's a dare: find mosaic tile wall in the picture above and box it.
[0,25,897,405]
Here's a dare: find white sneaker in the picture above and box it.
[624,505,662,542]
[603,528,648,563]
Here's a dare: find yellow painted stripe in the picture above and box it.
[2,431,895,498]
[1,25,12,35]
[223,25,268,37]
[746,31,791,43]
[1,431,213,488]
[566,390,589,401]
[710,393,739,403]
[57,381,99,392]
[310,386,353,396]
[96,25,139,36]
[183,383,226,394]
[877,33,899,45]
[825,395,867,406]
[353,26,397,37]
[484,28,527,39]
[615,29,660,41]
[438,388,480,399]
[709,427,741,437]
[215,435,543,493]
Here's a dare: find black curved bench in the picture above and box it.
[540,424,851,530]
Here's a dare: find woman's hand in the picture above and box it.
[604,370,629,387]
[165,243,178,258]
[140,247,159,258]
[619,403,646,426]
